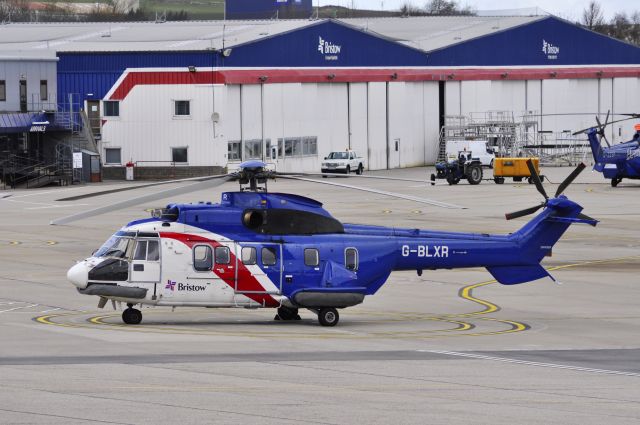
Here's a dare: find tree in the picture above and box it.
[424,0,474,16]
[581,1,605,31]
[399,2,425,16]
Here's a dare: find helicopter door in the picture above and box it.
[235,243,282,294]
[130,239,161,283]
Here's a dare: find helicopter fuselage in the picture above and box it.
[66,190,588,325]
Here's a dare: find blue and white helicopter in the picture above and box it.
[575,112,640,187]
[57,160,596,327]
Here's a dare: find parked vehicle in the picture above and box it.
[445,140,495,167]
[434,151,483,185]
[321,150,365,175]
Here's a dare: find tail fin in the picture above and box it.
[488,197,597,285]
[587,128,604,164]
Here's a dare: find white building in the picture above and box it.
[0,16,638,177]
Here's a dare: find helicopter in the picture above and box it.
[58,160,596,327]
[574,112,640,187]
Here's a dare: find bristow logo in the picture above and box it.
[542,39,560,60]
[318,36,341,60]
[165,280,206,292]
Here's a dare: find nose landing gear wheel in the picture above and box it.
[317,307,339,327]
[122,307,142,325]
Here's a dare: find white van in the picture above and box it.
[445,140,496,167]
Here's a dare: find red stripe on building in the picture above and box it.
[159,232,280,308]
[109,67,640,100]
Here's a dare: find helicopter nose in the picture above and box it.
[67,262,89,289]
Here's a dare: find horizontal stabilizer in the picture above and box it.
[547,215,598,227]
[487,264,555,285]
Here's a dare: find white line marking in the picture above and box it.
[39,308,61,313]
[419,350,640,378]
[0,304,38,313]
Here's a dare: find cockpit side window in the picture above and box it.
[134,241,147,260]
[147,240,159,261]
[134,240,160,261]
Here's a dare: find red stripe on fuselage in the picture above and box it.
[159,232,279,307]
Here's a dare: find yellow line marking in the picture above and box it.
[9,241,20,245]
[46,241,58,245]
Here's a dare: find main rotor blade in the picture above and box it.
[577,213,598,227]
[526,159,548,200]
[505,204,544,220]
[279,176,465,209]
[554,163,586,198]
[277,172,436,184]
[50,175,235,225]
[573,116,640,135]
[56,174,233,201]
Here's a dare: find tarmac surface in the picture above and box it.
[1,165,639,424]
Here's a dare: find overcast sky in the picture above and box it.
[317,0,638,21]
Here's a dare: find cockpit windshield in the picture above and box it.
[94,236,132,259]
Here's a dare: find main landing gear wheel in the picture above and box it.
[122,305,142,325]
[274,306,301,321]
[317,307,339,327]
[611,177,622,187]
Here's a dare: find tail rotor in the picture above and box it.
[505,160,595,225]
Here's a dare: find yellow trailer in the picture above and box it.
[493,157,541,184]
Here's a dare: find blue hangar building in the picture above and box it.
[0,15,638,178]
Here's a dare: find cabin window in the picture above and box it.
[0,80,5,101]
[262,247,277,266]
[241,246,256,265]
[215,246,230,265]
[345,247,358,271]
[193,245,212,271]
[134,240,160,261]
[304,248,319,266]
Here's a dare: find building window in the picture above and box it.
[104,148,121,165]
[103,101,119,117]
[193,245,212,271]
[0,81,5,101]
[172,147,188,163]
[40,80,48,101]
[304,248,319,266]
[277,136,318,158]
[243,139,263,160]
[345,248,358,271]
[228,141,242,161]
[174,100,190,116]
